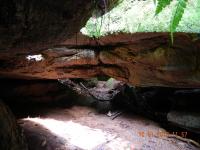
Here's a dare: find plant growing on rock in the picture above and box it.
[155,0,188,43]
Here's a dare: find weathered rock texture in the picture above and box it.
[0,100,27,150]
[0,0,199,88]
[167,111,200,132]
[0,0,119,51]
[0,33,200,87]
[0,0,94,51]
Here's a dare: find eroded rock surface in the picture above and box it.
[167,111,200,132]
[0,0,94,51]
[1,33,200,87]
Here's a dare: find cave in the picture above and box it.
[0,0,200,150]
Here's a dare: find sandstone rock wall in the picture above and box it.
[0,33,200,87]
[0,0,93,51]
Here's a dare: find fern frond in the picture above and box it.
[155,0,172,15]
[170,0,188,44]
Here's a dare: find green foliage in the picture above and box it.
[170,0,188,43]
[155,0,188,43]
[82,0,199,38]
[155,0,172,15]
[84,18,103,38]
[106,78,115,89]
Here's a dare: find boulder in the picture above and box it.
[167,111,200,133]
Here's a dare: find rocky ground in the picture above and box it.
[1,78,200,150]
[18,106,199,150]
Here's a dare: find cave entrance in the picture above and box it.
[0,0,200,150]
[1,77,200,150]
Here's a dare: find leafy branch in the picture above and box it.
[155,0,188,44]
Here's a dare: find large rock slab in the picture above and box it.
[0,33,200,87]
[167,111,200,133]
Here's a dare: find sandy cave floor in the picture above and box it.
[18,106,199,150]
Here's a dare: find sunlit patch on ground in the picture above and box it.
[20,106,197,150]
[24,118,131,150]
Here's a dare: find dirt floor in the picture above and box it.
[18,106,199,150]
